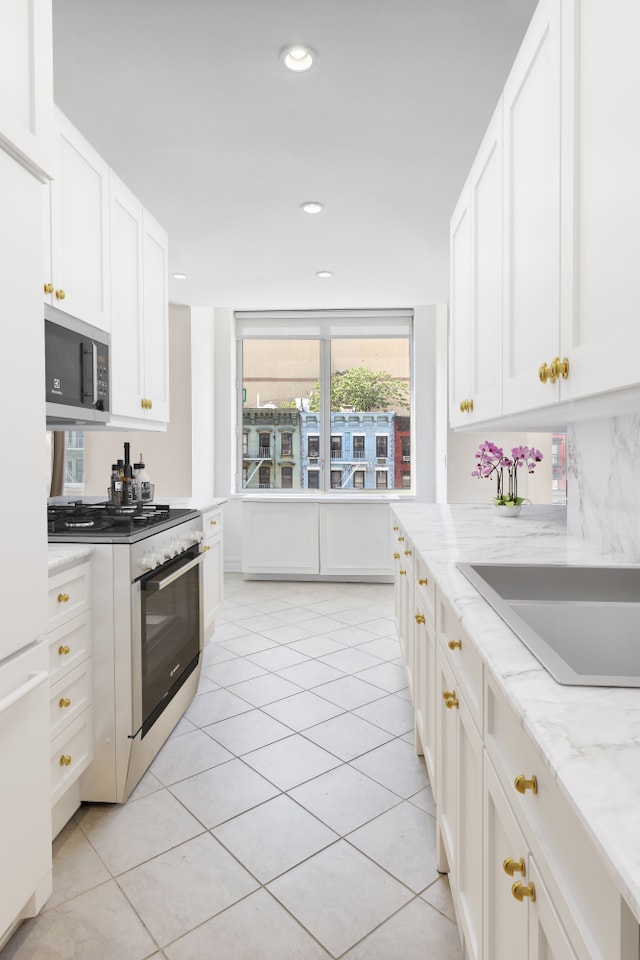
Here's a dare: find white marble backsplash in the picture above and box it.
[567,414,640,561]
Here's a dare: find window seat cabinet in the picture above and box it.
[391,509,640,960]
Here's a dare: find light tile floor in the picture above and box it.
[2,575,462,960]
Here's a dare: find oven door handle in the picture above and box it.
[143,553,204,592]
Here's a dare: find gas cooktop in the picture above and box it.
[47,500,200,543]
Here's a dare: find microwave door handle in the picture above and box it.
[81,341,98,406]
[144,553,204,592]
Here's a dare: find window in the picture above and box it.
[236,310,412,493]
[258,466,270,488]
[376,435,388,458]
[281,432,292,457]
[376,470,388,489]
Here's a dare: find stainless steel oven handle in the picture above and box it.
[143,553,204,592]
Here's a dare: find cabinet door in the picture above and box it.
[320,502,393,577]
[559,0,640,400]
[142,210,170,422]
[484,755,529,960]
[109,172,145,419]
[48,110,110,331]
[528,859,578,960]
[470,100,503,423]
[436,648,457,876]
[455,688,483,960]
[0,0,54,180]
[203,534,223,641]
[414,599,436,782]
[449,183,472,427]
[502,0,562,415]
[242,501,319,575]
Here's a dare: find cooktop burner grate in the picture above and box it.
[47,501,195,538]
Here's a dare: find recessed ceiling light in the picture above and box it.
[301,201,324,214]
[281,45,316,72]
[172,273,188,280]
[316,270,333,278]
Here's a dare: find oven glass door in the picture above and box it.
[139,548,202,737]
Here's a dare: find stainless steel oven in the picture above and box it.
[48,502,204,802]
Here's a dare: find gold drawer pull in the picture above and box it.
[418,578,428,586]
[203,545,211,552]
[59,755,72,767]
[514,774,538,795]
[397,536,405,542]
[415,614,425,624]
[448,639,462,651]
[58,645,71,656]
[392,525,399,531]
[503,857,525,878]
[399,569,407,576]
[44,282,54,294]
[512,881,536,903]
[393,552,400,560]
[442,690,455,702]
[445,694,459,710]
[210,519,217,525]
[404,549,412,556]
[55,288,66,301]
[57,593,70,603]
[59,698,71,709]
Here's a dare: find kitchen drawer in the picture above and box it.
[202,507,223,541]
[49,659,92,742]
[485,672,621,960]
[47,562,90,632]
[47,611,91,687]
[438,595,483,735]
[415,554,436,627]
[50,708,93,806]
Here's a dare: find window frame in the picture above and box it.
[235,310,414,496]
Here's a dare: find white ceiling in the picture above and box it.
[51,0,537,311]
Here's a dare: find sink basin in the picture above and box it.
[457,563,640,687]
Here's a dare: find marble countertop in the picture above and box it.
[391,503,640,923]
[48,543,93,571]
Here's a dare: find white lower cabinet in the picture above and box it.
[413,589,436,782]
[45,560,93,838]
[242,500,393,578]
[202,505,224,641]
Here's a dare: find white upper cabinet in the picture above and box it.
[0,0,54,181]
[450,100,504,429]
[450,0,640,428]
[108,173,169,425]
[559,0,640,400]
[45,110,110,332]
[502,0,562,416]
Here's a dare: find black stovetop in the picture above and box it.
[47,500,198,541]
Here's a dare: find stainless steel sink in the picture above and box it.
[457,563,640,687]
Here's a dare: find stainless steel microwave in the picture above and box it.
[45,309,110,426]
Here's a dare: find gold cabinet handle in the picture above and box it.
[399,569,407,576]
[539,362,552,384]
[418,578,428,586]
[55,289,66,300]
[44,282,54,294]
[58,645,70,656]
[148,399,153,410]
[392,525,399,531]
[393,552,400,560]
[210,520,217,525]
[59,755,72,767]
[59,698,71,709]
[448,639,462,651]
[404,549,412,556]
[550,356,569,381]
[397,536,405,542]
[459,398,474,413]
[442,690,455,702]
[57,593,70,603]
[415,614,425,624]
[514,774,538,795]
[503,857,526,878]
[202,545,210,552]
[445,694,459,710]
[512,881,536,903]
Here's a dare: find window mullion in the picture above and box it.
[320,339,332,491]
